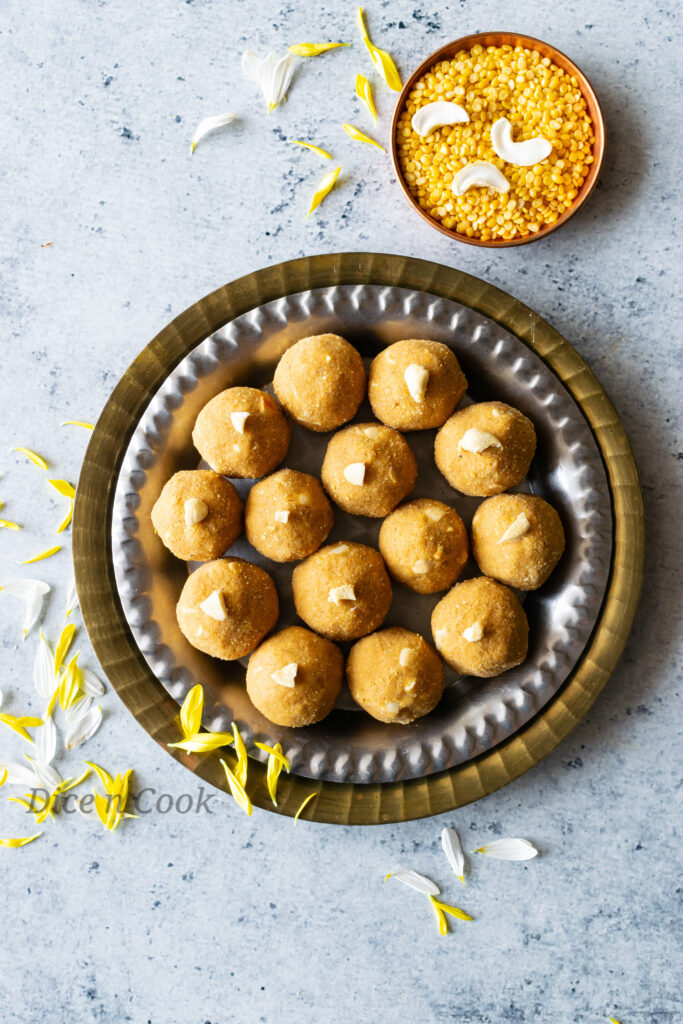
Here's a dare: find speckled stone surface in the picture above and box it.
[0,2,681,1022]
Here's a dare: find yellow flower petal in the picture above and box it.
[0,519,21,530]
[84,760,114,793]
[48,479,76,499]
[432,898,473,922]
[59,767,90,792]
[307,165,341,217]
[11,447,48,471]
[429,895,449,935]
[290,140,332,159]
[356,7,402,91]
[0,833,41,848]
[263,743,287,806]
[168,732,234,753]
[54,623,76,674]
[18,545,61,565]
[93,790,110,827]
[288,42,349,57]
[0,713,43,743]
[342,123,385,151]
[0,769,7,788]
[45,685,60,718]
[608,1019,622,1024]
[254,741,291,772]
[56,501,73,534]
[355,73,377,122]
[293,791,317,824]
[179,683,204,740]
[232,722,248,787]
[58,652,82,709]
[220,758,252,816]
[61,420,94,430]
[7,797,35,812]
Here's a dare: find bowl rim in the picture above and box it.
[389,31,606,248]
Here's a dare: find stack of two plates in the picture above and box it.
[73,253,643,825]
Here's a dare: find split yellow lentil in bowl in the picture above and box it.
[392,34,604,246]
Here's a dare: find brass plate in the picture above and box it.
[73,253,644,825]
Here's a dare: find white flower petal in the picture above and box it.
[65,706,102,749]
[441,826,466,882]
[64,575,79,617]
[0,761,40,787]
[190,112,237,153]
[241,50,295,111]
[386,868,440,896]
[81,668,106,697]
[35,716,57,766]
[25,756,62,790]
[34,632,54,699]
[0,579,50,637]
[474,838,538,860]
[64,694,93,724]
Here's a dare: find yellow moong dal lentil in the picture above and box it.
[396,44,595,241]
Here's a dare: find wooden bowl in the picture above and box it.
[390,32,606,248]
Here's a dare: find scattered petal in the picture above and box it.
[442,826,466,884]
[0,713,43,743]
[0,834,41,848]
[61,420,94,430]
[0,578,50,637]
[429,894,449,935]
[0,519,20,530]
[474,838,538,861]
[0,761,40,786]
[64,575,79,617]
[220,758,252,816]
[65,705,102,749]
[64,694,93,723]
[357,7,401,91]
[25,755,62,791]
[18,545,61,565]
[34,632,54,699]
[168,732,234,753]
[59,653,82,709]
[11,448,48,471]
[293,792,317,824]
[179,684,204,739]
[35,716,57,766]
[190,112,237,154]
[355,73,377,122]
[385,868,440,896]
[254,741,291,772]
[80,668,105,697]
[231,722,249,787]
[290,140,332,159]
[343,122,385,150]
[56,502,73,533]
[0,769,6,787]
[47,479,76,499]
[265,746,285,807]
[288,42,349,57]
[432,897,473,922]
[54,623,76,674]
[84,760,114,792]
[307,165,342,217]
[242,50,295,113]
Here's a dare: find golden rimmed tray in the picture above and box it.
[73,253,643,825]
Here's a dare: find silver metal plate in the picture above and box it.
[112,285,612,784]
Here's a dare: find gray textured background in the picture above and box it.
[0,2,681,1023]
